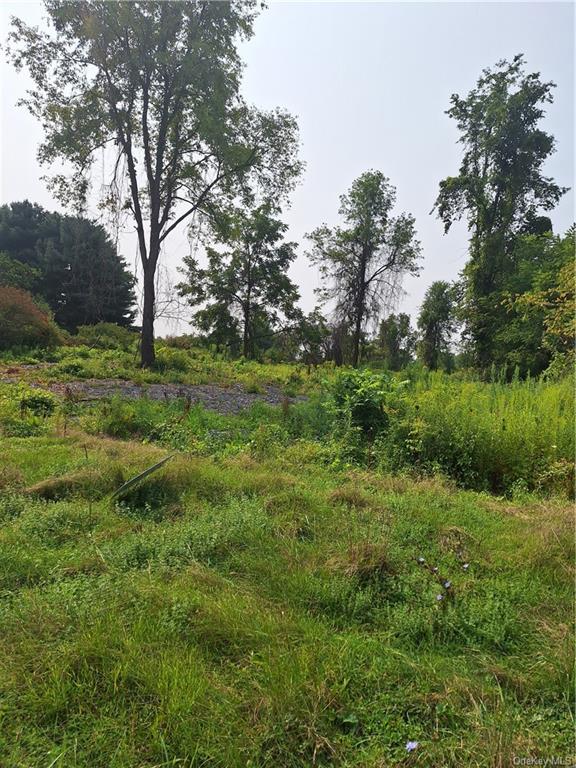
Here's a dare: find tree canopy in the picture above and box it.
[308,171,421,367]
[417,281,457,371]
[0,200,136,332]
[376,313,416,370]
[8,0,302,365]
[178,204,300,359]
[433,54,567,371]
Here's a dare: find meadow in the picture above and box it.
[0,345,573,767]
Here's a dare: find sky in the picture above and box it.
[1,1,574,337]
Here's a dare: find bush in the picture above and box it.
[0,286,62,350]
[328,369,407,439]
[75,323,137,351]
[153,346,191,373]
[19,390,56,417]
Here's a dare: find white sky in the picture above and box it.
[1,1,574,336]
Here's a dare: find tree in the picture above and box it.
[377,313,415,370]
[0,201,136,332]
[433,55,567,371]
[0,252,40,292]
[307,171,421,367]
[504,228,575,375]
[8,1,301,366]
[417,281,457,371]
[179,204,300,360]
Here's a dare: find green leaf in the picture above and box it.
[111,454,175,500]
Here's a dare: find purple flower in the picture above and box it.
[436,594,444,602]
[443,580,452,589]
[406,740,419,752]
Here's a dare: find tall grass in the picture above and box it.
[382,372,574,495]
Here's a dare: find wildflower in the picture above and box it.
[436,594,444,602]
[417,557,425,565]
[406,740,419,752]
[431,566,439,573]
[462,563,469,571]
[443,580,452,589]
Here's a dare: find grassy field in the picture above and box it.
[0,354,573,767]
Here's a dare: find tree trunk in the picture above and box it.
[242,310,251,359]
[141,265,156,368]
[352,312,362,368]
[351,248,368,368]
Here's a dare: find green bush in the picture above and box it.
[19,390,56,417]
[153,346,191,373]
[328,368,407,438]
[380,373,574,495]
[75,323,137,351]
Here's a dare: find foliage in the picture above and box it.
[308,171,421,367]
[417,281,457,371]
[375,312,415,370]
[0,285,62,351]
[503,229,575,376]
[179,203,300,359]
[382,372,574,495]
[0,251,40,291]
[0,201,136,331]
[75,323,138,351]
[434,55,567,371]
[8,1,302,365]
[327,369,407,451]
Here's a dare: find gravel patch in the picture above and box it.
[4,377,305,416]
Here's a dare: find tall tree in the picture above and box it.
[417,281,457,371]
[433,55,567,371]
[178,204,300,360]
[377,313,415,370]
[307,171,421,367]
[8,1,301,366]
[0,201,136,331]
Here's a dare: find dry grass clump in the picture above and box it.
[25,466,123,501]
[328,485,371,509]
[0,464,24,490]
[328,541,396,584]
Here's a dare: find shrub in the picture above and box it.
[19,390,56,417]
[0,286,62,350]
[328,368,406,438]
[153,346,191,373]
[75,323,137,351]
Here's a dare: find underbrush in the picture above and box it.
[0,363,573,498]
[0,431,572,766]
[0,343,329,393]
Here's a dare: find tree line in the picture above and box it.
[5,3,573,376]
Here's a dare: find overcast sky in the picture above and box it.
[1,1,574,336]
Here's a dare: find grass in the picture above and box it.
[0,426,573,766]
[0,351,573,765]
[0,343,325,394]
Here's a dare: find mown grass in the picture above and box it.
[0,425,573,767]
